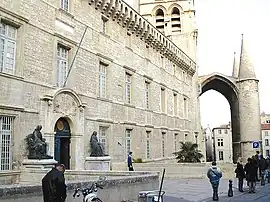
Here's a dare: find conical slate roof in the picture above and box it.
[232,52,239,78]
[238,34,256,79]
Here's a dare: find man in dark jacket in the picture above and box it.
[42,163,67,202]
[244,158,257,193]
[235,162,245,192]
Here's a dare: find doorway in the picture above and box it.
[54,118,71,169]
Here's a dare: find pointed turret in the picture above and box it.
[232,52,239,78]
[238,34,256,79]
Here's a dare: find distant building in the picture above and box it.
[261,124,270,157]
[261,112,270,124]
[212,123,233,163]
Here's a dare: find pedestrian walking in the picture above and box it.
[127,151,134,171]
[254,151,260,181]
[244,158,257,193]
[259,155,268,185]
[235,162,245,192]
[207,161,222,201]
[42,163,67,202]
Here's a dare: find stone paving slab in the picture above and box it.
[162,179,270,202]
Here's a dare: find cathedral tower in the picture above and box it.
[139,0,197,60]
[236,34,261,160]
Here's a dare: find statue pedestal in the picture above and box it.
[85,156,111,171]
[20,159,57,184]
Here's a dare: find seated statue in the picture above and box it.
[90,131,107,157]
[25,125,53,159]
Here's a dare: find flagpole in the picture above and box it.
[63,26,88,87]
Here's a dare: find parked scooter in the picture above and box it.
[73,177,106,202]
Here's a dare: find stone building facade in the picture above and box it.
[261,124,270,158]
[212,123,233,163]
[0,0,200,172]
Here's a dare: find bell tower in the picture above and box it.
[139,0,197,60]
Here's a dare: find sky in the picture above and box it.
[195,0,270,128]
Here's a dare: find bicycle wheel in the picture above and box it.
[92,198,103,202]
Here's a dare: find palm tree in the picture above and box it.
[173,141,203,163]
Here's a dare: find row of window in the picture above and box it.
[100,63,189,115]
[217,129,228,134]
[155,7,181,33]
[1,22,189,116]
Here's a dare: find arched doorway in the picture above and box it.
[54,118,71,169]
[199,73,240,163]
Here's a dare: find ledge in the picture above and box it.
[0,72,24,81]
[0,6,29,23]
[0,105,24,112]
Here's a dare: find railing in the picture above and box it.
[88,0,196,74]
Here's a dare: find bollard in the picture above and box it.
[228,180,233,197]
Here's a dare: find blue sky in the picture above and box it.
[195,0,270,128]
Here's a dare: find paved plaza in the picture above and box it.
[162,179,270,202]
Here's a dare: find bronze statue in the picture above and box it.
[90,131,106,157]
[25,125,53,159]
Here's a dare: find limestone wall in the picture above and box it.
[0,0,198,171]
[112,162,236,179]
[0,173,159,202]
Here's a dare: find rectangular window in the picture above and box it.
[224,129,228,134]
[266,150,270,157]
[218,151,224,161]
[161,88,166,113]
[146,131,150,159]
[60,0,69,11]
[125,129,131,155]
[265,131,269,136]
[99,63,106,98]
[183,97,188,118]
[173,93,177,116]
[174,134,178,152]
[145,82,150,109]
[266,120,270,123]
[125,73,131,104]
[56,45,69,87]
[217,138,224,147]
[218,129,222,134]
[265,139,269,146]
[99,126,107,153]
[0,116,13,171]
[0,22,17,75]
[162,132,165,157]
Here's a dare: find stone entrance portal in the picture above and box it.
[199,35,261,162]
[54,118,71,169]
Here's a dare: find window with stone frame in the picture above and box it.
[146,131,151,159]
[56,44,69,87]
[266,150,270,157]
[125,129,132,154]
[0,22,17,75]
[265,139,269,147]
[218,129,222,134]
[99,62,107,98]
[171,7,181,32]
[155,9,165,33]
[0,116,13,171]
[145,81,150,109]
[173,93,177,116]
[125,73,132,104]
[217,138,224,147]
[99,126,108,153]
[218,151,224,160]
[162,132,166,157]
[224,129,228,134]
[183,97,188,118]
[265,131,269,136]
[161,88,166,113]
[174,133,178,153]
[60,0,69,11]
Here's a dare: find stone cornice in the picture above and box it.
[87,0,196,75]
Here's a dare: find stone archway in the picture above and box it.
[199,73,241,163]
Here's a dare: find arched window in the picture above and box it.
[155,9,165,33]
[171,7,181,32]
